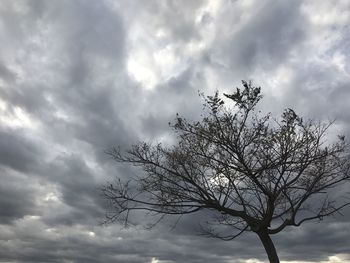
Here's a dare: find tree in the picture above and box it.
[103,81,350,263]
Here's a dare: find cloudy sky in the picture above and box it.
[0,0,350,262]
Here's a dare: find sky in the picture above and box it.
[0,0,350,262]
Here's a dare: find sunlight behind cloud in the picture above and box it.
[88,231,96,237]
[0,99,37,129]
[244,259,263,263]
[127,50,158,89]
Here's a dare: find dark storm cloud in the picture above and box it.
[0,0,349,262]
[0,0,136,151]
[0,127,43,173]
[207,0,306,79]
[139,68,205,141]
[0,169,38,224]
[38,154,102,225]
[274,222,350,261]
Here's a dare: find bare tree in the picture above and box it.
[103,81,350,263]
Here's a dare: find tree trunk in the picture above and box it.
[257,230,280,263]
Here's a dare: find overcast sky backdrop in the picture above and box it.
[0,0,350,262]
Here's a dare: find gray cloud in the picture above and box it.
[0,170,39,224]
[0,128,43,173]
[0,0,349,262]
